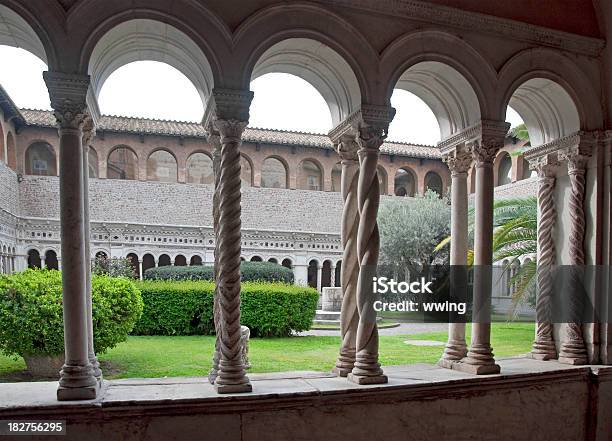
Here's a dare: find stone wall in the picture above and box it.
[0,160,19,216]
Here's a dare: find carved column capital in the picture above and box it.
[212,119,248,143]
[336,133,359,163]
[528,154,558,179]
[442,145,472,176]
[203,88,253,127]
[82,115,95,147]
[44,72,91,132]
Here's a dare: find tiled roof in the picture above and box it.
[20,109,441,159]
[0,86,25,127]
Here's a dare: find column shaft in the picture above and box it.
[209,132,222,384]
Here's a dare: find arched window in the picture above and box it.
[424,171,443,196]
[25,142,56,176]
[321,260,332,288]
[6,133,16,170]
[261,157,288,188]
[186,152,213,184]
[394,168,416,197]
[378,166,388,195]
[331,162,342,192]
[27,249,41,269]
[147,150,177,182]
[45,250,58,270]
[190,255,203,266]
[88,147,99,178]
[241,155,253,187]
[108,146,138,180]
[282,258,293,269]
[497,153,512,186]
[298,160,322,191]
[158,254,171,266]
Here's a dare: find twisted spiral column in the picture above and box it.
[348,126,387,385]
[558,155,589,365]
[531,162,558,360]
[333,136,360,377]
[439,147,471,367]
[208,132,222,384]
[212,118,251,393]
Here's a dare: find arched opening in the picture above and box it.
[250,256,263,262]
[522,157,537,180]
[282,258,293,269]
[142,254,155,274]
[497,152,513,186]
[331,162,342,192]
[186,152,213,185]
[321,260,332,289]
[88,147,99,178]
[89,19,213,121]
[378,167,388,196]
[241,155,253,188]
[108,146,138,180]
[298,160,323,191]
[307,260,319,289]
[158,254,171,267]
[27,249,41,269]
[126,253,139,279]
[6,133,16,170]
[25,142,57,176]
[174,255,187,266]
[424,171,443,196]
[95,251,108,260]
[147,150,178,183]
[506,78,580,147]
[334,261,342,287]
[261,157,288,189]
[394,168,416,197]
[268,257,278,264]
[250,38,361,128]
[190,255,203,266]
[44,250,58,270]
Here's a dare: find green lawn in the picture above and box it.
[0,323,534,381]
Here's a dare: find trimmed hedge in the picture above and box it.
[144,261,294,284]
[133,280,318,337]
[0,269,143,358]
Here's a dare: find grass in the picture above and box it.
[0,323,534,381]
[312,319,399,330]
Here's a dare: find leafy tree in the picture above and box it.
[379,191,451,280]
[93,255,134,278]
[511,123,529,141]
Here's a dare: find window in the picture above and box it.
[261,157,287,188]
[298,160,322,191]
[108,147,138,180]
[25,142,56,176]
[186,152,213,184]
[147,150,177,182]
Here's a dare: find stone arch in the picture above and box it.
[334,260,342,287]
[321,259,332,289]
[44,249,58,270]
[126,252,139,279]
[25,141,57,176]
[307,259,319,289]
[0,120,4,163]
[27,249,41,269]
[261,156,288,189]
[88,146,99,178]
[241,153,254,187]
[107,145,138,180]
[424,171,443,196]
[394,167,417,197]
[158,254,171,267]
[497,48,601,145]
[297,158,323,191]
[381,31,493,129]
[190,255,203,266]
[174,254,187,266]
[6,132,16,170]
[250,255,263,262]
[83,17,221,109]
[142,253,155,274]
[378,166,388,196]
[495,152,513,186]
[147,149,178,183]
[0,4,52,65]
[186,151,214,185]
[267,257,278,264]
[281,258,293,269]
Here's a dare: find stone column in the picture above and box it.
[439,145,471,368]
[82,118,102,381]
[40,256,46,269]
[44,71,99,400]
[332,134,360,376]
[316,264,323,292]
[293,264,308,286]
[204,88,254,394]
[558,145,591,365]
[138,259,143,281]
[348,105,395,385]
[530,156,558,360]
[456,121,508,375]
[330,263,336,288]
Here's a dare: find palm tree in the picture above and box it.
[511,123,529,141]
[435,196,537,314]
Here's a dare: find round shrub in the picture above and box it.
[0,269,143,358]
[134,280,318,337]
[144,261,294,284]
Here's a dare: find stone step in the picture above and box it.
[312,319,342,325]
[314,310,341,320]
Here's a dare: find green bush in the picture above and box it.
[134,280,318,337]
[144,261,294,284]
[0,269,143,358]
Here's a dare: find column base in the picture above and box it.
[558,341,588,365]
[215,382,252,394]
[452,362,501,375]
[557,356,587,365]
[531,340,557,361]
[332,366,353,377]
[57,380,100,401]
[438,358,461,369]
[347,373,388,385]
